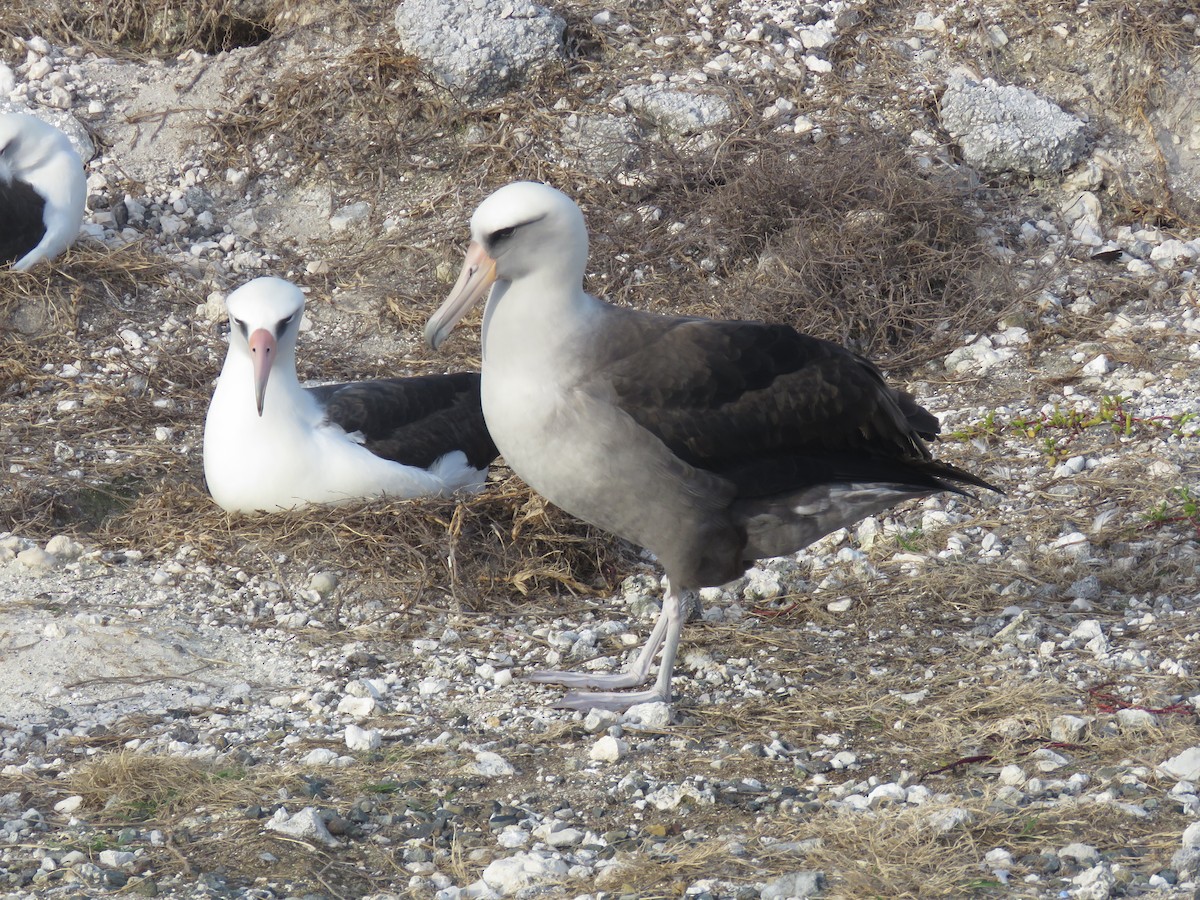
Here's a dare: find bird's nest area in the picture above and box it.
[0,243,633,614]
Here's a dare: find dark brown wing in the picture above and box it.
[585,310,998,498]
[308,372,498,470]
[0,174,46,265]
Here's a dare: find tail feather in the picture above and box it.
[429,450,489,494]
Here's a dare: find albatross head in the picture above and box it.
[0,113,65,181]
[224,277,305,416]
[424,181,589,350]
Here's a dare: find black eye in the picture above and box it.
[491,225,516,243]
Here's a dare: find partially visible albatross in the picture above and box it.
[204,276,498,513]
[0,112,86,271]
[425,181,1001,711]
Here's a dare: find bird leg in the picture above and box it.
[525,607,669,690]
[525,583,689,711]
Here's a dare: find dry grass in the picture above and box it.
[1080,0,1197,113]
[674,135,1015,367]
[3,469,635,611]
[0,241,178,356]
[42,749,440,895]
[205,39,460,190]
[66,751,285,821]
[592,664,1197,898]
[114,474,634,605]
[798,798,1184,898]
[0,0,287,58]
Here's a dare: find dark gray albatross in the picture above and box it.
[425,181,1001,711]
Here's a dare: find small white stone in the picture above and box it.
[97,849,136,868]
[1050,715,1090,742]
[589,735,629,763]
[54,796,83,814]
[300,748,339,766]
[583,709,620,734]
[1081,354,1108,376]
[1051,532,1091,557]
[265,806,340,847]
[624,701,672,728]
[984,854,1012,873]
[831,750,858,769]
[545,826,583,847]
[998,764,1026,786]
[17,548,57,573]
[1069,619,1103,642]
[308,572,338,598]
[1116,708,1158,731]
[1182,820,1200,849]
[1031,748,1070,772]
[471,751,516,777]
[913,11,946,31]
[1060,842,1100,864]
[481,852,569,895]
[927,806,976,833]
[345,724,381,752]
[159,213,186,236]
[200,292,227,322]
[866,783,905,807]
[497,825,530,848]
[335,695,376,718]
[44,535,83,560]
[1161,747,1200,782]
[826,597,853,613]
[418,677,449,697]
[329,201,372,232]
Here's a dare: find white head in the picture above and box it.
[224,277,306,415]
[0,113,68,179]
[424,182,590,350]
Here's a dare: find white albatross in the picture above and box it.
[425,181,1000,711]
[204,276,498,513]
[0,112,86,271]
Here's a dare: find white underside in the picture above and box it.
[204,365,486,514]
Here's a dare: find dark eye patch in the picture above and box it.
[232,317,248,339]
[488,213,546,249]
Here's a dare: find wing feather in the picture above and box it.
[308,372,498,470]
[582,310,995,496]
